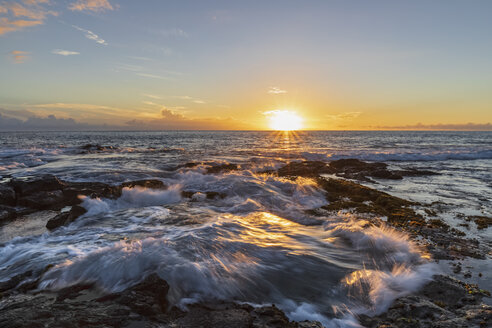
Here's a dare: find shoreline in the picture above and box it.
[0,159,490,327]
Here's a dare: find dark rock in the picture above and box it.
[46,205,87,230]
[275,159,436,182]
[9,175,66,197]
[0,272,322,328]
[207,163,241,174]
[63,181,122,203]
[0,270,33,293]
[329,158,386,170]
[181,190,195,198]
[97,273,169,315]
[175,162,201,170]
[0,205,17,222]
[18,190,65,210]
[0,184,16,206]
[397,168,438,177]
[370,169,403,180]
[120,179,166,190]
[79,144,116,153]
[277,161,331,177]
[359,275,492,328]
[469,216,492,230]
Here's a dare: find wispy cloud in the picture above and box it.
[136,72,169,80]
[9,50,29,63]
[72,25,107,45]
[52,49,80,56]
[69,0,113,13]
[268,87,287,94]
[142,93,161,100]
[0,1,57,35]
[173,95,206,104]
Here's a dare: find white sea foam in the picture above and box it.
[81,186,181,216]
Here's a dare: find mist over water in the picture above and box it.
[0,131,490,327]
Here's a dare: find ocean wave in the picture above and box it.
[80,186,181,216]
[29,211,433,326]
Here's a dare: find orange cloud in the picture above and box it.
[0,17,42,35]
[0,1,56,35]
[9,50,30,63]
[69,0,113,12]
[3,2,56,19]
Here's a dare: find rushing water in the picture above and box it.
[0,131,491,327]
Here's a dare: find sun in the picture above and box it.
[267,110,303,131]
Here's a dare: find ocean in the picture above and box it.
[0,131,491,327]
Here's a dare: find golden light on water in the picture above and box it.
[267,110,303,131]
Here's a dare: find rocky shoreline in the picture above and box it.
[0,159,490,327]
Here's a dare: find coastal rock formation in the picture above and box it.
[274,159,436,182]
[0,176,167,225]
[46,205,87,230]
[359,275,491,328]
[0,274,321,328]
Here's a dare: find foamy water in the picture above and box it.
[0,131,490,327]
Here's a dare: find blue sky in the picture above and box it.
[1,0,491,130]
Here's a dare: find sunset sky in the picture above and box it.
[1,0,491,130]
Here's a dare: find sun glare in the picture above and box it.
[268,110,303,131]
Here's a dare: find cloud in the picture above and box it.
[0,111,102,131]
[326,111,362,121]
[69,0,113,12]
[193,100,206,104]
[52,49,80,56]
[124,115,252,130]
[0,106,253,131]
[268,87,287,95]
[373,122,492,131]
[9,50,29,63]
[161,107,185,120]
[72,25,107,45]
[142,93,161,100]
[0,1,57,35]
[136,72,169,80]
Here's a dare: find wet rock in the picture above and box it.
[0,274,322,328]
[175,162,201,170]
[359,275,492,328]
[207,163,241,174]
[0,205,17,222]
[317,177,419,224]
[120,179,166,190]
[63,181,122,203]
[275,159,436,182]
[277,161,331,177]
[18,190,65,210]
[470,216,492,230]
[46,205,87,230]
[397,168,438,177]
[9,175,66,197]
[98,273,170,315]
[0,270,33,293]
[0,184,16,206]
[79,144,116,153]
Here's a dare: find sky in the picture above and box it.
[0,0,491,131]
